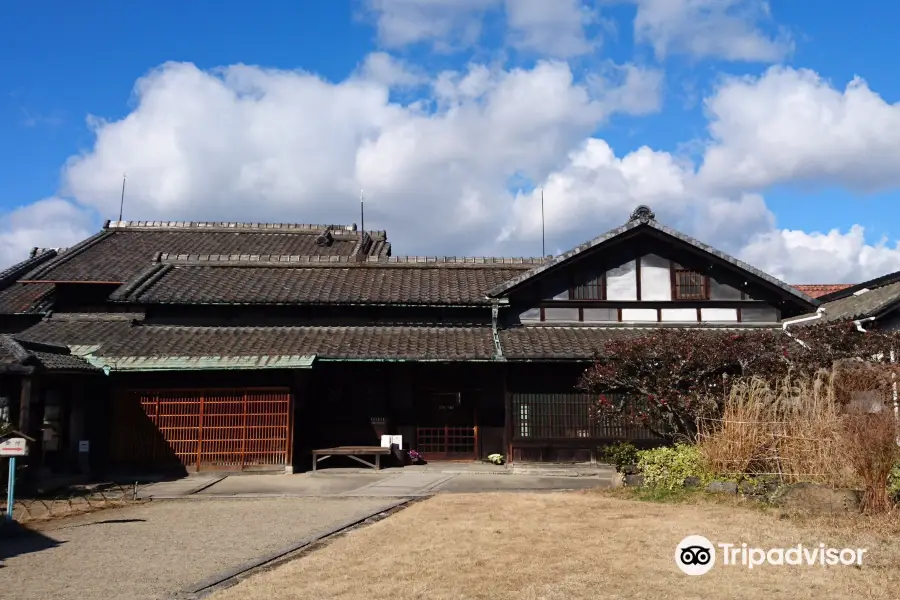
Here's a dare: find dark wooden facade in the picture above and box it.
[0,208,822,474]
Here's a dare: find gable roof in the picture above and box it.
[0,334,98,373]
[18,220,391,284]
[486,205,819,309]
[108,254,543,307]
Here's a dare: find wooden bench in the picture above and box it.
[311,446,392,472]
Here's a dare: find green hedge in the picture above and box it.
[599,442,639,473]
[637,443,712,489]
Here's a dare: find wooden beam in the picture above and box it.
[537,299,772,309]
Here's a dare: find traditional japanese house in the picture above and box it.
[0,206,821,473]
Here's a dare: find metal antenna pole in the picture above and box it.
[118,174,127,221]
[360,189,364,234]
[541,187,546,257]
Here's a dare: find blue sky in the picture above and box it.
[2,1,900,284]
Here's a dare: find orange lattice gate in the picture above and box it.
[111,388,292,471]
[416,427,477,460]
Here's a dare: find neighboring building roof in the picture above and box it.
[486,205,819,309]
[18,220,391,284]
[789,280,900,325]
[792,284,854,299]
[109,255,543,306]
[816,270,900,303]
[0,334,98,373]
[16,317,496,364]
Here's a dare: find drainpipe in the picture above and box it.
[781,307,826,349]
[489,299,506,361]
[892,351,899,438]
[853,316,877,332]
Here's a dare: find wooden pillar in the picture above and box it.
[18,375,34,434]
[502,364,512,464]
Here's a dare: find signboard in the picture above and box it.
[0,437,28,457]
[380,435,403,449]
[78,440,90,453]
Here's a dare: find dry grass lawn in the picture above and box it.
[212,491,900,600]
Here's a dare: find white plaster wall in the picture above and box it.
[622,308,658,322]
[701,308,738,322]
[606,260,637,300]
[640,254,671,300]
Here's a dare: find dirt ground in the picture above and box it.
[0,497,396,600]
[212,491,900,600]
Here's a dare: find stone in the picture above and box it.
[611,473,625,488]
[621,464,639,475]
[683,476,702,488]
[739,479,779,498]
[624,474,645,487]
[770,483,861,514]
[706,480,738,494]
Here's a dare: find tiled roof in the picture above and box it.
[0,282,54,314]
[499,327,645,360]
[0,248,58,314]
[19,221,391,284]
[789,280,900,325]
[0,248,59,287]
[110,255,538,306]
[17,318,496,362]
[792,284,853,299]
[0,335,98,373]
[487,205,819,309]
[499,325,782,360]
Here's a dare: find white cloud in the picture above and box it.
[55,58,657,260]
[6,56,900,284]
[0,198,95,267]
[499,138,900,285]
[364,0,499,50]
[588,63,665,116]
[504,0,597,57]
[740,226,900,284]
[357,52,427,88]
[700,66,900,193]
[365,0,599,57]
[632,0,793,62]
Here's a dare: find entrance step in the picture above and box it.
[510,463,615,478]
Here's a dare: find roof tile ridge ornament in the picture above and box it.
[629,205,656,224]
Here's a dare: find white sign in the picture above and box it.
[78,440,90,453]
[0,437,28,457]
[380,435,403,449]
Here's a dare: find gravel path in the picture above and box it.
[0,497,396,600]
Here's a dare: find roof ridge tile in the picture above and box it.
[106,220,361,233]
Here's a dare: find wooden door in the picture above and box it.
[415,392,477,460]
[111,388,292,471]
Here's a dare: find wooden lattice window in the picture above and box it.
[673,269,708,300]
[571,269,605,300]
[510,393,660,440]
